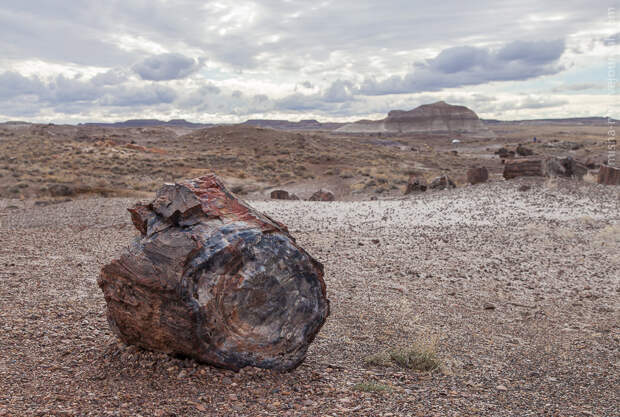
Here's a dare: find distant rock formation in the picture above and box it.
[336,101,490,135]
[242,119,344,131]
[81,119,213,129]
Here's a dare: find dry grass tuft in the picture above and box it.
[353,381,393,393]
[365,336,442,372]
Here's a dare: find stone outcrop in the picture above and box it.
[98,174,329,371]
[467,166,489,185]
[404,176,427,194]
[336,101,490,135]
[597,164,620,185]
[308,189,335,201]
[503,159,544,179]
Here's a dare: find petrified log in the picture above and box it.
[98,174,330,371]
[308,189,335,201]
[404,176,427,194]
[597,164,620,185]
[466,166,489,185]
[503,159,544,179]
[545,156,587,179]
[270,189,290,200]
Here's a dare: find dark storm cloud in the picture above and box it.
[133,53,203,81]
[359,40,566,95]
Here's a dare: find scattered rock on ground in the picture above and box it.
[495,147,515,158]
[516,144,534,156]
[543,141,583,150]
[98,174,330,371]
[546,156,587,179]
[309,189,335,201]
[429,175,456,190]
[518,184,532,192]
[48,184,75,197]
[404,176,428,194]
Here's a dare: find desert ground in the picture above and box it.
[0,121,612,201]
[1,173,618,416]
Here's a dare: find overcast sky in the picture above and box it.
[0,0,617,123]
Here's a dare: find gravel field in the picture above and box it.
[0,178,618,416]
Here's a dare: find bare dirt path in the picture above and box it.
[0,179,618,416]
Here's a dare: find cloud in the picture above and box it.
[0,71,44,98]
[0,70,177,109]
[0,1,617,121]
[91,68,129,86]
[133,53,203,81]
[551,83,602,92]
[515,96,568,109]
[359,40,566,95]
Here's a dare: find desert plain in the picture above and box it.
[0,119,618,416]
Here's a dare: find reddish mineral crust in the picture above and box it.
[98,174,329,371]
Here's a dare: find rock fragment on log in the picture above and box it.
[405,176,427,194]
[98,174,330,371]
[503,159,544,179]
[309,189,335,201]
[466,166,489,185]
[597,164,620,185]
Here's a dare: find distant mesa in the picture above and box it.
[241,119,344,131]
[80,119,213,129]
[336,101,490,135]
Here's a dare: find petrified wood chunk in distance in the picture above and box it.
[98,174,330,371]
[503,159,544,179]
[598,164,620,185]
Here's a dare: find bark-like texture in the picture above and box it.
[597,164,620,185]
[503,159,544,179]
[466,167,489,185]
[98,174,329,371]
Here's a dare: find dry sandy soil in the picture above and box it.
[0,177,618,416]
[0,122,612,201]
